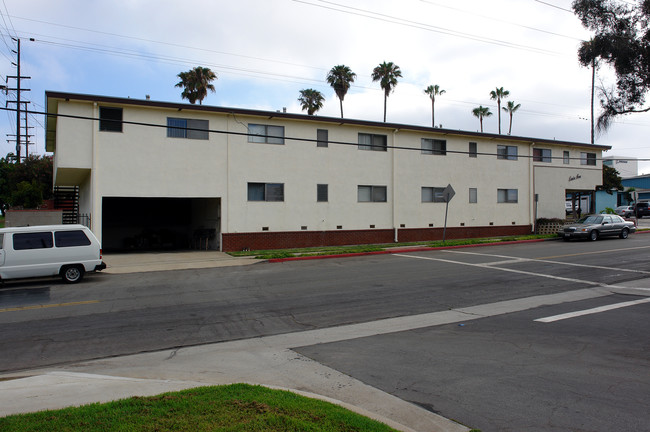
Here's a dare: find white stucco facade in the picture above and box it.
[45,92,609,251]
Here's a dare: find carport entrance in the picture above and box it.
[102,197,220,252]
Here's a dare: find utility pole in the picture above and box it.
[5,38,32,163]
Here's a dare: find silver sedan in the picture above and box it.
[559,214,636,241]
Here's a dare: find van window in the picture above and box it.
[55,230,92,247]
[13,232,54,250]
[0,233,3,249]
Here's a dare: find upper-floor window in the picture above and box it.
[421,139,446,155]
[497,145,518,160]
[422,187,446,203]
[469,142,477,158]
[247,183,284,201]
[167,118,209,140]
[358,185,387,202]
[358,133,387,151]
[563,151,570,164]
[317,129,328,148]
[248,124,285,144]
[533,148,552,163]
[581,152,596,166]
[99,107,123,132]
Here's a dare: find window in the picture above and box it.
[358,133,387,151]
[13,232,54,250]
[317,129,328,148]
[421,139,446,155]
[167,118,209,140]
[358,185,387,202]
[0,233,3,249]
[247,183,284,201]
[533,148,552,163]
[54,230,91,247]
[99,107,123,132]
[248,124,285,144]
[469,142,477,158]
[497,145,518,160]
[469,188,477,203]
[563,151,570,164]
[581,152,596,166]
[421,187,447,203]
[497,189,518,203]
[317,184,328,202]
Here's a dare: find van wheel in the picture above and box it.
[61,265,84,283]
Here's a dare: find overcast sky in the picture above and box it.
[1,0,649,173]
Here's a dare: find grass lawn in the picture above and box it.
[0,384,399,432]
[228,234,557,259]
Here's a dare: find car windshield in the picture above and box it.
[578,216,603,224]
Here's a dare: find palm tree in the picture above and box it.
[175,66,217,105]
[472,106,492,132]
[424,84,445,127]
[502,101,522,135]
[371,61,402,122]
[489,87,510,134]
[298,89,325,115]
[326,65,356,118]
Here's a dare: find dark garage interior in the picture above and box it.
[102,197,220,252]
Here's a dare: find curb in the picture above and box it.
[268,238,550,263]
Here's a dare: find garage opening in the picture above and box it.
[102,197,220,252]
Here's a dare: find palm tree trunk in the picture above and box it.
[591,57,595,144]
[339,98,344,118]
[383,94,387,122]
[497,100,501,134]
[431,99,435,127]
[508,113,513,135]
[480,117,483,133]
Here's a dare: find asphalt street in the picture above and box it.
[1,235,649,431]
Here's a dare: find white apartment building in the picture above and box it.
[45,92,610,251]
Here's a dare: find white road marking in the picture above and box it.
[393,253,623,288]
[444,249,650,275]
[534,298,650,323]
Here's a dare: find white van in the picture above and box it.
[0,225,106,283]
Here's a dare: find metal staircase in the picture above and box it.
[53,186,79,224]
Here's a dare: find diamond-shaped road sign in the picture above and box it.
[443,184,455,203]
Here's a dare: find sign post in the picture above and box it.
[442,184,455,243]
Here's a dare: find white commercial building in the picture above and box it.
[603,156,638,178]
[45,92,610,251]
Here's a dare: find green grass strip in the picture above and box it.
[0,384,398,432]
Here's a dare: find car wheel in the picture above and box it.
[619,228,629,239]
[589,230,599,241]
[563,236,570,242]
[61,265,85,284]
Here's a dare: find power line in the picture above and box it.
[532,0,573,13]
[419,0,582,41]
[293,0,565,56]
[0,105,624,162]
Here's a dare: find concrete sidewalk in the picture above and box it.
[102,251,264,274]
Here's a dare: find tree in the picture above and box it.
[502,101,522,135]
[424,84,445,127]
[298,89,325,115]
[326,65,356,118]
[472,106,492,132]
[599,164,623,194]
[489,87,510,134]
[371,61,402,122]
[175,66,217,105]
[0,153,53,215]
[572,0,650,132]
